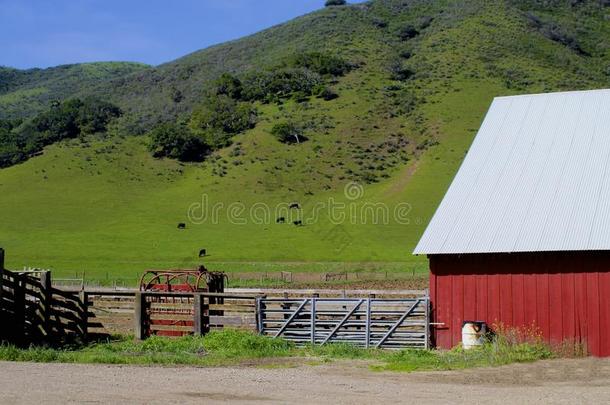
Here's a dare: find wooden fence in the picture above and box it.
[1,251,430,349]
[0,256,260,344]
[83,290,260,339]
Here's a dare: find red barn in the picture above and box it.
[414,89,610,356]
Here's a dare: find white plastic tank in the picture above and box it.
[462,321,488,349]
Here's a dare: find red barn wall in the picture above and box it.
[429,252,610,357]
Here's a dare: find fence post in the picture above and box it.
[40,271,52,341]
[311,297,316,345]
[0,248,4,324]
[134,292,146,340]
[14,275,25,343]
[256,297,266,334]
[79,290,88,343]
[193,294,208,336]
[365,297,371,349]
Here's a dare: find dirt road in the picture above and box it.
[1,358,609,404]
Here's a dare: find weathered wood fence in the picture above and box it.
[0,255,260,345]
[84,290,259,339]
[1,250,430,349]
[0,266,87,345]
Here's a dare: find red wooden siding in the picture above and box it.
[429,252,610,357]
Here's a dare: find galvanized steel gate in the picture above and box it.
[257,297,430,349]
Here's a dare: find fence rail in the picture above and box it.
[1,251,431,350]
[1,264,262,344]
[257,297,430,349]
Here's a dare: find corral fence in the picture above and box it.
[1,250,430,349]
[257,296,430,349]
[0,268,87,345]
[0,256,260,344]
[85,290,259,339]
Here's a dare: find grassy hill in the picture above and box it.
[0,0,609,281]
[0,62,149,120]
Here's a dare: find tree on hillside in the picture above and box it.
[77,97,122,135]
[189,94,257,149]
[325,0,346,6]
[290,52,352,76]
[241,68,323,103]
[271,121,306,144]
[398,25,419,41]
[148,122,209,162]
[214,73,243,99]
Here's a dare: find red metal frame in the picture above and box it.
[139,266,226,336]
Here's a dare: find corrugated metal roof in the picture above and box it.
[414,88,610,254]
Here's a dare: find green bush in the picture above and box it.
[398,25,419,41]
[214,73,243,99]
[189,94,257,149]
[316,86,339,101]
[389,59,416,81]
[270,121,307,144]
[241,68,323,103]
[325,0,346,6]
[33,98,121,140]
[148,122,209,162]
[290,52,353,77]
[390,87,418,115]
[0,97,121,168]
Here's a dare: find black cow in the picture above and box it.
[289,203,300,209]
[276,217,286,224]
[199,249,207,257]
[177,223,186,229]
[293,220,303,226]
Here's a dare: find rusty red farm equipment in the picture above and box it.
[139,266,226,337]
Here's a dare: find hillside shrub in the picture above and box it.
[241,68,323,103]
[0,98,121,168]
[148,122,209,162]
[389,88,418,115]
[271,121,307,144]
[325,0,346,6]
[418,16,434,30]
[316,86,339,101]
[289,52,353,77]
[32,97,121,141]
[398,25,419,41]
[524,13,589,56]
[371,17,388,28]
[389,59,416,81]
[214,73,243,99]
[540,23,589,56]
[170,87,184,103]
[189,94,257,149]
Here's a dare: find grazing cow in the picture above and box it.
[177,223,186,229]
[289,203,300,209]
[293,220,303,226]
[199,249,207,257]
[276,217,286,224]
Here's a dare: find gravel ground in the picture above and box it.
[1,358,609,404]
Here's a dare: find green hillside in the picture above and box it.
[0,0,609,280]
[0,62,149,120]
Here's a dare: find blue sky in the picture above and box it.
[0,0,366,69]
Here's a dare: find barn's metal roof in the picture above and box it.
[414,88,610,255]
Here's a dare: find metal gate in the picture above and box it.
[257,297,429,349]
